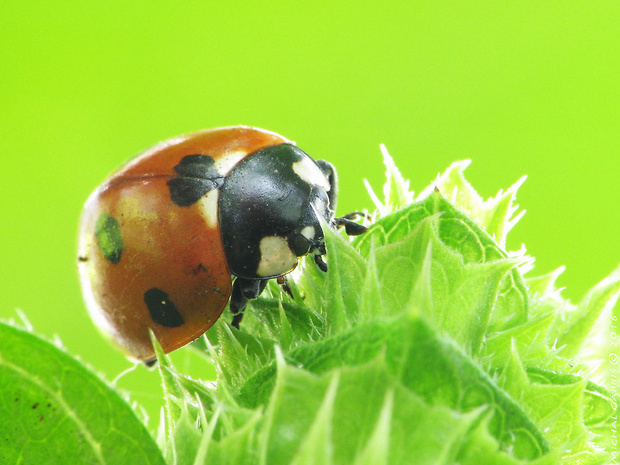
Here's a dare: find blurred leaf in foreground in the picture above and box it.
[0,322,165,465]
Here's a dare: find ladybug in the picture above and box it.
[77,126,366,362]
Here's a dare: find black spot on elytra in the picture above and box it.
[168,154,225,207]
[94,212,124,264]
[144,288,184,328]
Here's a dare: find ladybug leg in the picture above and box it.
[230,277,268,329]
[340,210,371,221]
[314,254,328,272]
[333,216,368,236]
[277,275,294,298]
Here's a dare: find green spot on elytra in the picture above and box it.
[95,213,123,264]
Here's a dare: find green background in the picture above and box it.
[1,1,618,425]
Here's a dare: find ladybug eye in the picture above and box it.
[288,232,311,257]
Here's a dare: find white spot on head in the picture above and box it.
[256,236,297,277]
[214,150,248,176]
[300,226,315,241]
[197,190,219,229]
[292,156,330,191]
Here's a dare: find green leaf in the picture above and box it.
[239,316,550,461]
[358,245,385,323]
[0,322,165,465]
[216,322,276,390]
[363,145,414,215]
[526,368,614,428]
[241,296,324,347]
[555,263,620,358]
[425,192,528,331]
[456,414,564,465]
[482,312,556,368]
[257,352,481,465]
[498,344,611,465]
[322,224,368,333]
[371,206,523,355]
[353,202,430,257]
[288,371,338,465]
[524,266,566,298]
[352,390,392,465]
[418,159,527,249]
[356,190,529,337]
